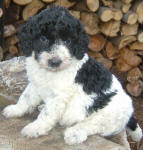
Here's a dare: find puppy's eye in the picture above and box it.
[40,36,48,42]
[64,39,71,44]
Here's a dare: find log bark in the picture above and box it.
[55,0,76,9]
[98,7,123,22]
[122,11,138,25]
[86,0,99,12]
[88,51,103,58]
[13,0,32,5]
[119,48,142,67]
[127,67,142,82]
[81,12,99,35]
[73,0,88,12]
[5,35,19,46]
[0,46,3,61]
[113,0,122,10]
[5,3,21,25]
[126,80,143,97]
[22,0,45,21]
[116,57,132,72]
[5,0,11,8]
[106,42,119,60]
[130,42,143,50]
[4,25,16,38]
[112,35,136,49]
[100,20,120,37]
[42,0,55,3]
[121,24,138,36]
[9,45,18,55]
[97,57,112,69]
[88,34,106,52]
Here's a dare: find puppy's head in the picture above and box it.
[18,6,89,71]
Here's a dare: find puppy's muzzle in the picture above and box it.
[48,58,62,68]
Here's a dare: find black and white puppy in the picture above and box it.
[3,6,142,145]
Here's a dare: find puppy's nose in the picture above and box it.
[48,58,62,67]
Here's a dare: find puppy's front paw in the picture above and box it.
[21,121,48,138]
[2,105,25,118]
[64,127,87,145]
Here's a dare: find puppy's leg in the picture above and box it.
[3,83,42,118]
[64,112,129,145]
[21,98,65,138]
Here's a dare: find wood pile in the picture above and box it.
[1,0,143,97]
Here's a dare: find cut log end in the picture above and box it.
[22,0,45,21]
[88,34,106,52]
[100,20,120,37]
[0,8,3,18]
[123,11,138,25]
[122,0,132,4]
[86,0,99,12]
[136,2,143,23]
[121,24,138,36]
[98,7,123,22]
[13,0,32,5]
[81,12,99,35]
[137,31,143,43]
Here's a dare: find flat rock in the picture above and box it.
[0,57,131,150]
[0,112,128,150]
[0,56,27,102]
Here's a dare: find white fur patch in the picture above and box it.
[127,124,143,142]
[38,44,72,71]
[3,53,137,144]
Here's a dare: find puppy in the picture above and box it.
[3,6,142,145]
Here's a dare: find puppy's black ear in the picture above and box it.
[18,19,34,57]
[72,21,89,60]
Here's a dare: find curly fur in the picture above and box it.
[18,6,89,60]
[3,6,142,145]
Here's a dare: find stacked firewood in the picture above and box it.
[1,0,143,97]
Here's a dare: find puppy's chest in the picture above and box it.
[27,66,76,99]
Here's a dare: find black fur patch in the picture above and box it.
[75,57,113,94]
[88,92,117,113]
[18,6,89,60]
[75,57,116,112]
[127,115,137,131]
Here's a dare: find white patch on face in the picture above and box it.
[38,44,72,71]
